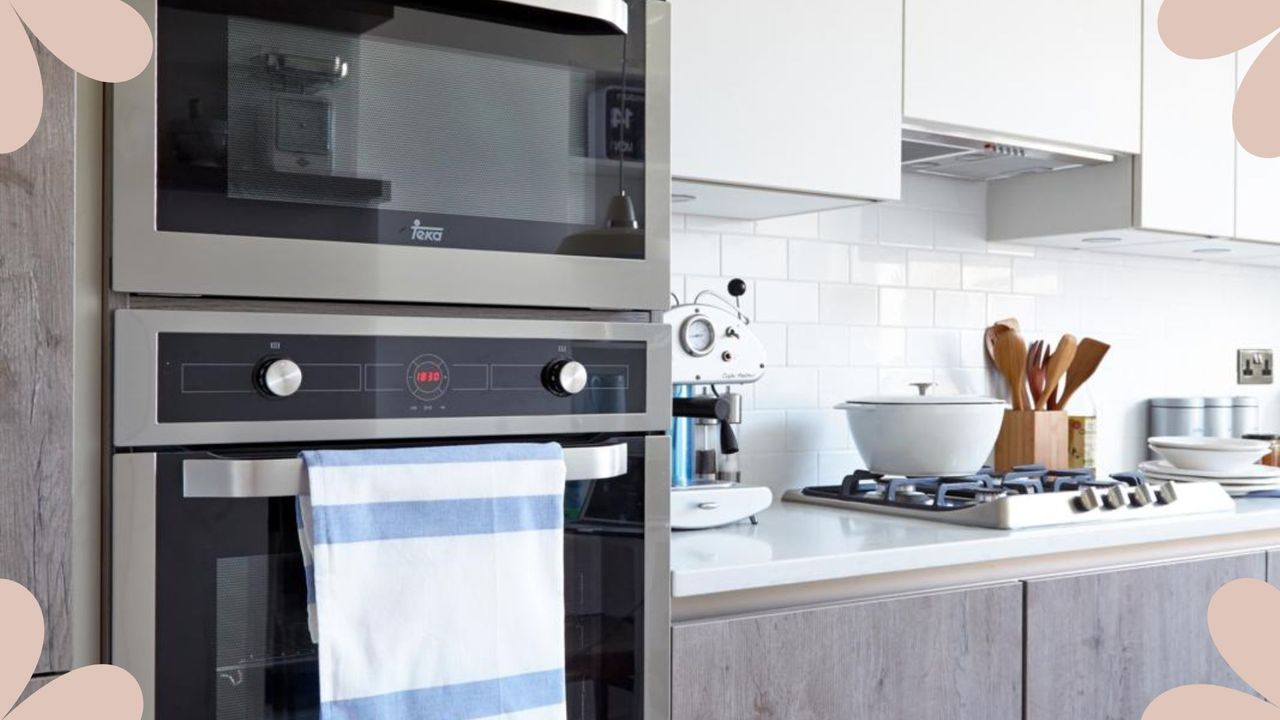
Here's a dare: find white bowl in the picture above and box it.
[1147,436,1269,472]
[836,394,1005,476]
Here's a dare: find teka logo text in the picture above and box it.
[409,220,444,243]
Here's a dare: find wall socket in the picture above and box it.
[1238,349,1274,385]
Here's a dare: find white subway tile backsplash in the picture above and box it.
[722,233,788,279]
[757,212,821,239]
[671,231,721,276]
[932,212,988,253]
[962,254,1013,292]
[1012,258,1062,295]
[755,280,819,323]
[986,293,1037,329]
[677,170,1280,481]
[879,287,934,327]
[754,366,819,409]
[849,327,907,366]
[934,290,987,328]
[789,239,850,282]
[752,323,788,367]
[817,204,878,243]
[905,328,962,368]
[878,206,934,248]
[907,249,963,289]
[785,410,852,451]
[787,325,850,366]
[819,284,878,325]
[818,366,878,405]
[850,245,907,286]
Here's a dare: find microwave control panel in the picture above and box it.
[156,332,646,423]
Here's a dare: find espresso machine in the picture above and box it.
[667,280,774,529]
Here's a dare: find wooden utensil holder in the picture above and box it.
[994,410,1069,472]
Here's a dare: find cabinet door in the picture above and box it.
[1138,0,1236,237]
[904,0,1141,153]
[671,0,901,202]
[671,584,1022,720]
[0,44,75,673]
[1235,33,1280,243]
[1025,554,1265,720]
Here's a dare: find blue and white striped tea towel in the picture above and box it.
[297,443,568,720]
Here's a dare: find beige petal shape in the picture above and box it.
[6,665,142,720]
[0,3,43,155]
[1236,35,1280,158]
[1208,579,1280,702]
[1159,0,1280,59]
[0,581,46,718]
[9,0,152,83]
[1143,684,1280,720]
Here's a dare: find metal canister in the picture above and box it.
[1149,397,1205,437]
[1204,397,1234,438]
[1233,396,1260,437]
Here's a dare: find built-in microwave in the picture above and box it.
[110,0,670,311]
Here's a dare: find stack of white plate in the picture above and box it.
[1139,461,1280,496]
[1144,436,1278,496]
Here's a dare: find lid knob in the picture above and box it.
[909,382,937,397]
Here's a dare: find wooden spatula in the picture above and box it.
[994,328,1029,411]
[1050,337,1109,411]
[1038,334,1077,410]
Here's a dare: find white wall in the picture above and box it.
[672,174,1280,495]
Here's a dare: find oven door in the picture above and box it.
[111,0,670,311]
[112,435,670,720]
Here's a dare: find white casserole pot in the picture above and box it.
[835,393,1006,476]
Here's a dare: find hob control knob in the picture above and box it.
[1074,487,1100,512]
[1102,486,1128,510]
[1155,482,1179,505]
[258,358,303,397]
[1133,484,1156,507]
[543,360,588,397]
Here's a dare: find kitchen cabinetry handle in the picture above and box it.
[183,443,629,498]
[502,0,628,33]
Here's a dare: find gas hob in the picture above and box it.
[781,466,1236,530]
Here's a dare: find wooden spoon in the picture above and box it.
[1038,335,1077,410]
[986,319,1029,408]
[994,329,1029,411]
[1026,340,1047,409]
[1051,337,1109,410]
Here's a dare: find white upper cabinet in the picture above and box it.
[670,0,902,218]
[1137,0,1236,238]
[904,0,1141,154]
[1235,33,1280,243]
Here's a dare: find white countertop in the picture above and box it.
[670,498,1280,598]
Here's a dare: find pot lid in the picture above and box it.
[838,394,1005,406]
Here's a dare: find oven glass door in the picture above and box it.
[140,437,647,719]
[154,0,647,259]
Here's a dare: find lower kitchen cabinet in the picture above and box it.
[670,584,1022,720]
[1025,553,1265,720]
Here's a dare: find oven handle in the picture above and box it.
[504,0,628,34]
[182,442,630,499]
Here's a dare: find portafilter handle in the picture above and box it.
[672,396,740,455]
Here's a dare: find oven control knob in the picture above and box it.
[543,360,588,396]
[258,358,303,397]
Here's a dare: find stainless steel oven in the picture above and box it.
[110,0,670,311]
[109,309,672,719]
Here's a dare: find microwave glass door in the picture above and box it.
[128,438,647,720]
[154,0,647,259]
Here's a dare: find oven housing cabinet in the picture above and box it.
[109,309,673,720]
[109,0,672,312]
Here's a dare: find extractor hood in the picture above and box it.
[902,125,1115,181]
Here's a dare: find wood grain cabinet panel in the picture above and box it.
[0,42,75,673]
[671,584,1022,720]
[1025,554,1265,720]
